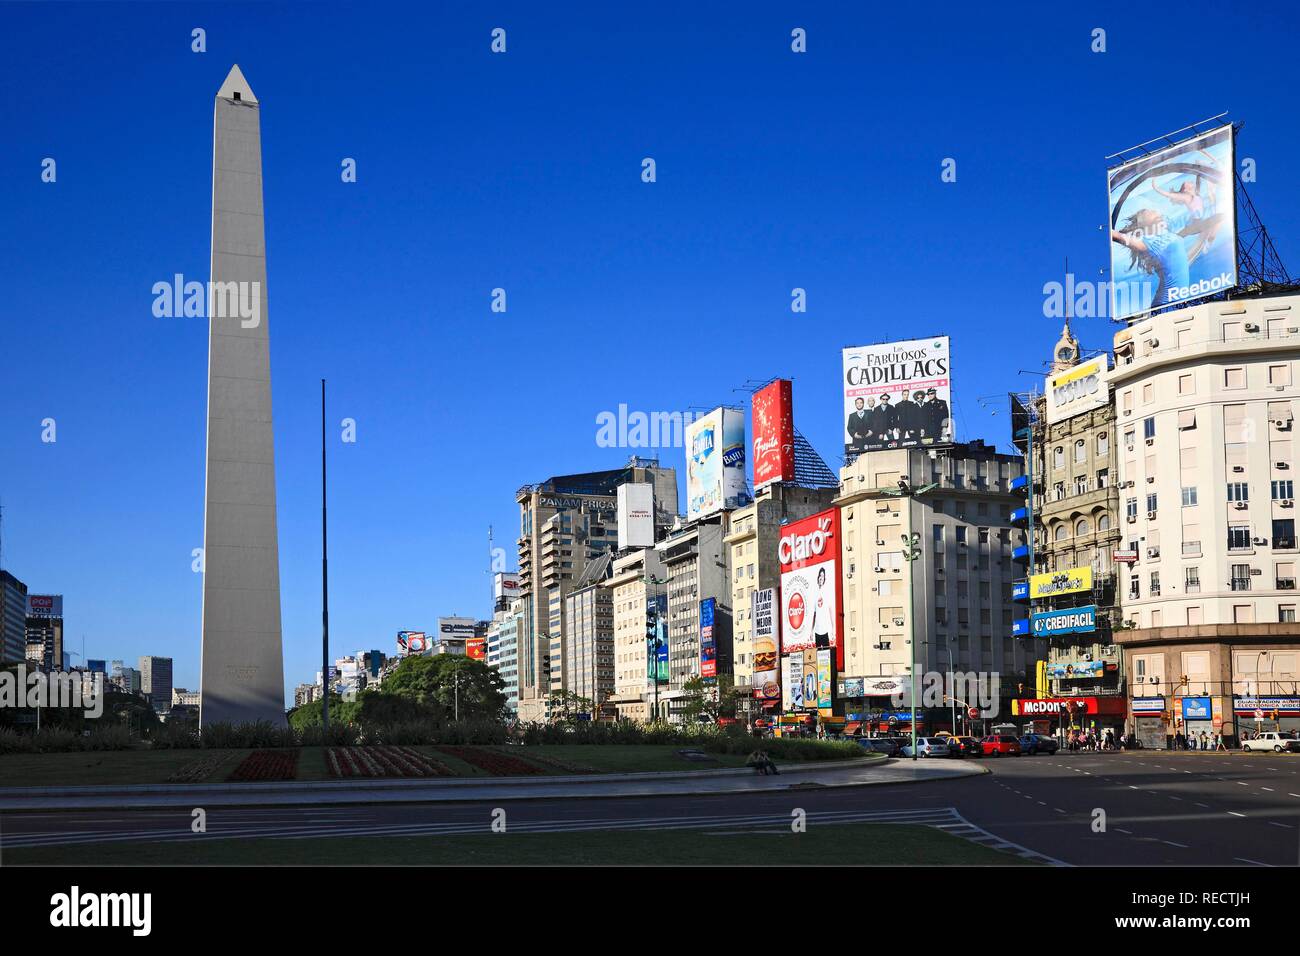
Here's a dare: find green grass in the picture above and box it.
[1,823,1033,866]
[2,743,849,788]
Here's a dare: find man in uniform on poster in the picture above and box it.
[895,389,924,444]
[846,397,872,452]
[923,387,950,443]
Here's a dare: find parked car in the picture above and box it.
[858,737,903,757]
[1241,732,1300,753]
[901,737,951,758]
[953,736,983,757]
[981,735,1022,757]
[1019,733,1059,755]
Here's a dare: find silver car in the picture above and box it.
[901,737,951,757]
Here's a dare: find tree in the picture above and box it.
[679,675,735,723]
[382,655,507,721]
[546,689,594,722]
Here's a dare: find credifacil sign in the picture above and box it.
[1030,605,1097,637]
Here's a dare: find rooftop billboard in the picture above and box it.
[843,337,951,456]
[617,482,655,550]
[1044,355,1110,425]
[778,508,842,671]
[685,407,747,520]
[1108,124,1236,321]
[752,379,795,491]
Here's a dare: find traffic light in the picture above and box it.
[1272,709,1279,721]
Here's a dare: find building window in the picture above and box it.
[1074,440,1086,463]
[1143,417,1156,440]
[1098,513,1112,532]
[1228,525,1252,551]
[1053,481,1065,501]
[1097,468,1109,488]
[1178,373,1194,395]
[1272,480,1294,501]
[1182,486,1198,507]
[1124,430,1136,452]
[1281,605,1297,624]
[1146,493,1158,514]
[1225,367,1246,389]
[1269,364,1292,387]
[1273,519,1296,550]
[1074,475,1088,496]
[1075,518,1091,536]
[1184,566,1200,593]
[1053,446,1064,470]
[1097,432,1109,456]
[1126,497,1137,520]
[1231,564,1251,591]
[1227,482,1249,502]
[1054,524,1067,542]
[1150,571,1161,596]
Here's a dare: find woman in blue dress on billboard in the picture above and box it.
[1111,209,1191,312]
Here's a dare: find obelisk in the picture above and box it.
[199,65,286,727]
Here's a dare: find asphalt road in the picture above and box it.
[4,750,1300,865]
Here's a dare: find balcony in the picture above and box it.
[1279,577,1297,590]
[1230,577,1251,592]
[1276,537,1297,550]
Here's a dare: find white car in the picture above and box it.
[1241,732,1300,753]
[901,737,951,758]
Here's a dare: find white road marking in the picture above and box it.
[1234,857,1272,866]
[1162,840,1189,848]
[1228,811,1247,818]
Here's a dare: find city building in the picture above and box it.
[562,553,615,714]
[606,547,668,722]
[1017,323,1126,730]
[293,683,319,708]
[724,483,838,716]
[139,656,174,713]
[24,595,64,672]
[836,440,1037,734]
[0,571,28,664]
[172,687,202,708]
[515,458,678,721]
[655,513,732,721]
[1109,292,1300,744]
[109,661,142,695]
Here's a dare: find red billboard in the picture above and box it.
[466,638,487,661]
[752,379,795,491]
[778,508,842,672]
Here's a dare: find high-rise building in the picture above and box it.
[24,594,64,672]
[655,513,732,721]
[836,441,1037,734]
[139,656,174,713]
[109,661,142,695]
[562,553,615,714]
[724,483,839,712]
[515,458,678,721]
[1021,322,1126,709]
[0,571,28,664]
[1109,293,1300,745]
[199,64,286,728]
[607,546,668,721]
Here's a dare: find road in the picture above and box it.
[4,750,1300,865]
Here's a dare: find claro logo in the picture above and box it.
[778,517,833,564]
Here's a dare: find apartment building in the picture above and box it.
[606,546,667,722]
[562,553,615,714]
[1110,292,1300,743]
[836,440,1035,732]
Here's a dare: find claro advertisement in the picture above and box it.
[778,508,842,672]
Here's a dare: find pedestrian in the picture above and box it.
[746,749,779,775]
[1200,730,1208,751]
[1215,733,1226,751]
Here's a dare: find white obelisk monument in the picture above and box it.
[199,65,286,727]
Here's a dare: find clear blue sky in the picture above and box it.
[3,1,1298,699]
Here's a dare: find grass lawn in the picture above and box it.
[1,744,841,788]
[2,823,1032,866]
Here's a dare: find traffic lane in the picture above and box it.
[976,752,1300,866]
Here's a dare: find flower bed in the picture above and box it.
[435,745,545,776]
[510,749,596,774]
[326,746,454,779]
[226,749,300,782]
[167,752,235,783]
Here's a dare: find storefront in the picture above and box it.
[1233,696,1300,737]
[1011,696,1128,741]
[1131,696,1166,749]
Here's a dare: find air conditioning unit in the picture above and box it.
[1254,537,1268,546]
[1145,438,1155,446]
[1127,516,1137,524]
[1275,420,1290,427]
[1147,510,1157,519]
[1277,462,1290,470]
[893,618,905,627]
[1126,480,1136,489]
[1146,476,1155,483]
[1289,327,1299,334]
[1283,499,1294,508]
[876,540,885,546]
[1245,323,1260,332]
[1233,466,1245,473]
[1234,501,1249,510]
[1146,547,1160,558]
[873,567,884,573]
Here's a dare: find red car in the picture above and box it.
[980,734,1022,757]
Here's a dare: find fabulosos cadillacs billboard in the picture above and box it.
[778,508,843,672]
[752,379,794,491]
[1108,124,1236,322]
[843,337,951,456]
[686,407,747,520]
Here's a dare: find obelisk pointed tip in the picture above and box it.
[216,64,258,104]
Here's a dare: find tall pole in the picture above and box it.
[904,529,919,760]
[321,379,330,735]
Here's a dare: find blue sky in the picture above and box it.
[3,1,1299,699]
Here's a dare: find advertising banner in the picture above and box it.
[1233,696,1300,715]
[617,482,655,550]
[841,677,865,697]
[782,656,804,710]
[492,572,521,601]
[699,597,717,679]
[843,337,952,455]
[1045,357,1110,425]
[778,508,843,670]
[1131,696,1166,714]
[397,631,427,655]
[686,407,748,519]
[752,379,795,490]
[816,648,833,711]
[1028,567,1093,600]
[1046,659,1105,679]
[25,595,63,618]
[1182,696,1212,720]
[751,588,779,700]
[1108,124,1236,321]
[1031,605,1098,637]
[646,595,669,683]
[466,638,486,661]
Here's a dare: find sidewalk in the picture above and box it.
[0,755,986,811]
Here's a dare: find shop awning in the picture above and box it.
[843,721,863,735]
